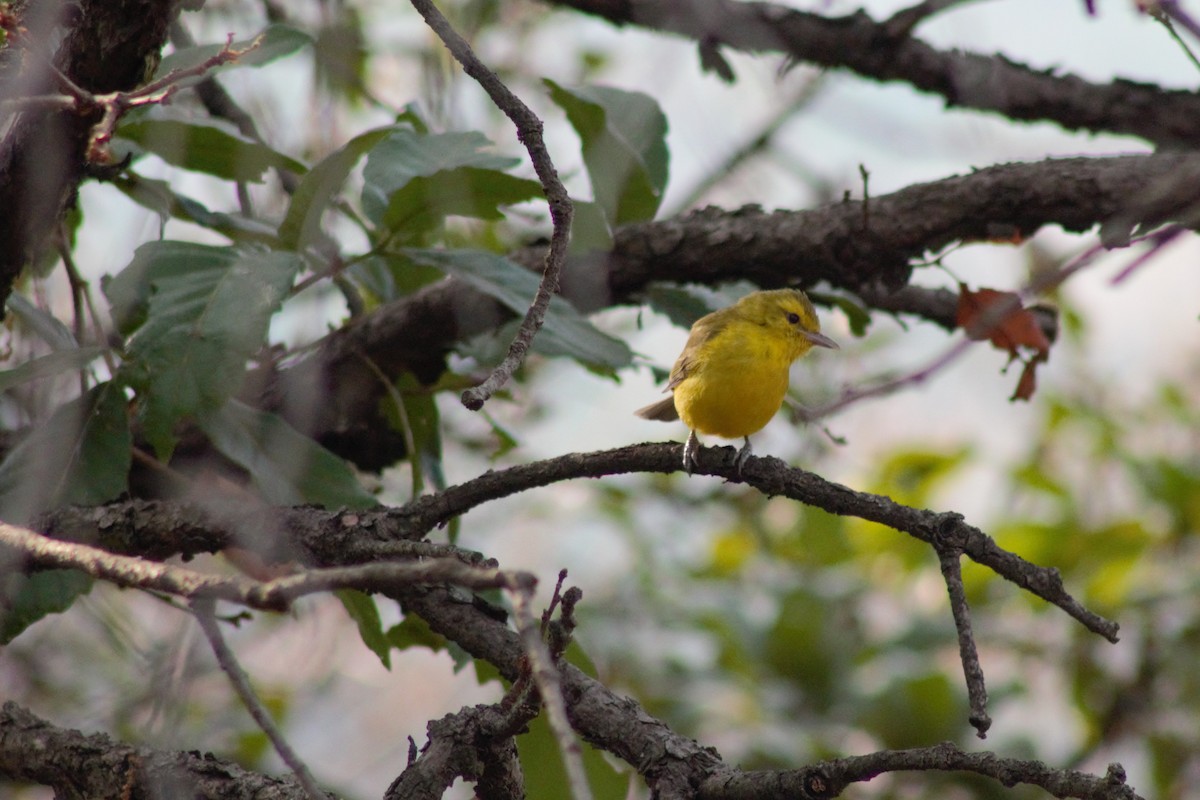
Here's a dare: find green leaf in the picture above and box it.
[0,347,106,393]
[113,174,280,244]
[0,382,131,521]
[117,111,306,183]
[278,126,404,252]
[345,254,445,305]
[406,249,632,372]
[6,294,79,350]
[0,570,95,644]
[858,673,965,749]
[518,707,629,800]
[200,400,378,509]
[644,284,721,330]
[103,241,301,458]
[335,589,392,669]
[568,199,613,253]
[382,373,446,497]
[155,24,314,81]
[313,6,369,102]
[386,613,448,655]
[764,586,856,710]
[812,291,873,337]
[545,79,669,225]
[378,170,543,242]
[361,129,542,239]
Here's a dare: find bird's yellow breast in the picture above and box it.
[672,321,794,439]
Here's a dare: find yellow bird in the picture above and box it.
[635,288,837,474]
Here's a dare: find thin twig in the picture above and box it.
[508,575,594,800]
[803,230,1152,421]
[57,233,118,376]
[77,33,264,165]
[1155,1,1200,53]
[884,0,987,38]
[407,0,573,411]
[0,521,523,612]
[1109,224,1186,284]
[190,598,327,800]
[934,538,990,738]
[698,741,1143,800]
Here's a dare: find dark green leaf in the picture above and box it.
[0,382,131,521]
[118,112,306,183]
[376,170,543,242]
[0,347,106,393]
[644,284,721,329]
[345,254,445,305]
[382,374,445,497]
[361,129,541,239]
[387,613,448,655]
[810,291,872,337]
[406,249,632,371]
[278,126,404,251]
[155,25,313,80]
[545,79,669,225]
[336,589,391,669]
[103,241,301,458]
[113,174,279,244]
[200,400,378,509]
[0,570,95,644]
[362,130,520,217]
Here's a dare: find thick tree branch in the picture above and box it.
[0,0,182,311]
[35,443,1120,642]
[538,0,1200,149]
[265,151,1200,471]
[18,442,1130,797]
[0,701,325,800]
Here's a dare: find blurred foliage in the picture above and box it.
[577,361,1200,799]
[0,1,1197,799]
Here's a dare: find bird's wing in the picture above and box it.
[664,315,726,392]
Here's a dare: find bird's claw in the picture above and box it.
[683,431,700,475]
[733,436,752,476]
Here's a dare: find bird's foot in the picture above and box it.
[683,431,701,475]
[732,437,753,475]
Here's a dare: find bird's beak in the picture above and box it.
[803,330,839,349]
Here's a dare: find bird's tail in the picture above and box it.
[634,396,679,422]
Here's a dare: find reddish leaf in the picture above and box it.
[1011,355,1045,402]
[957,284,1053,402]
[956,285,1051,355]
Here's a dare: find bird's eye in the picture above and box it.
[786,312,800,325]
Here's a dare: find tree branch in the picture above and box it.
[18,441,1131,797]
[34,442,1121,642]
[698,742,1142,800]
[0,701,326,800]
[271,151,1200,471]
[0,520,523,612]
[537,0,1200,149]
[191,599,328,800]
[0,0,181,311]
[408,0,573,411]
